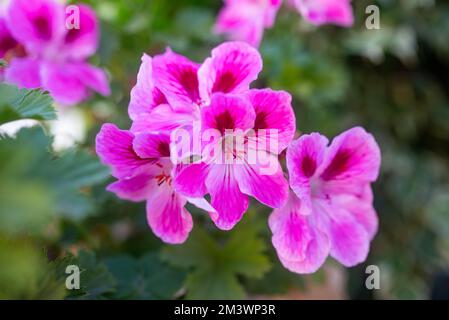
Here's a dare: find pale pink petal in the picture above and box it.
[152,48,200,112]
[319,127,381,195]
[73,62,110,95]
[247,89,296,153]
[314,199,370,267]
[269,192,330,274]
[234,155,289,208]
[128,54,167,120]
[198,41,262,102]
[95,123,152,179]
[287,133,328,215]
[146,183,193,244]
[214,2,265,48]
[132,132,171,159]
[130,104,196,133]
[293,0,354,27]
[107,173,155,202]
[333,185,378,240]
[205,164,249,230]
[201,93,255,134]
[264,0,283,27]
[186,196,216,213]
[214,0,281,47]
[40,61,109,106]
[4,57,42,89]
[62,4,98,60]
[173,163,210,198]
[6,0,65,53]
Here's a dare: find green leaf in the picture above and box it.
[65,251,116,300]
[43,149,111,191]
[0,238,65,299]
[0,127,110,235]
[162,213,271,299]
[105,252,185,299]
[0,84,56,124]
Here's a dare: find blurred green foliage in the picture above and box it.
[0,0,448,299]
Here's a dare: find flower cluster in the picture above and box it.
[215,0,354,47]
[96,41,381,273]
[0,0,109,105]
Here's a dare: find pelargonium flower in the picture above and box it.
[173,89,295,230]
[289,0,354,27]
[96,124,215,244]
[2,0,109,105]
[103,41,295,235]
[269,127,381,273]
[129,41,263,133]
[215,0,354,47]
[214,0,282,47]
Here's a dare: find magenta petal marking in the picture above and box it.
[248,89,296,153]
[152,48,200,112]
[287,133,328,215]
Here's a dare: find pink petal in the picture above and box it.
[146,183,193,244]
[205,164,249,230]
[4,57,42,89]
[214,0,281,47]
[132,132,171,159]
[185,196,216,213]
[95,124,152,179]
[107,173,155,202]
[198,41,262,102]
[247,89,296,153]
[293,0,354,27]
[214,2,265,48]
[173,163,210,198]
[319,127,381,193]
[269,192,330,274]
[128,54,167,120]
[234,154,289,208]
[62,4,98,60]
[332,185,378,240]
[130,104,196,133]
[201,93,255,134]
[40,61,109,106]
[315,199,370,267]
[287,133,328,215]
[6,0,65,53]
[152,48,201,112]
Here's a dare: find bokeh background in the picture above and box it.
[1,0,449,299]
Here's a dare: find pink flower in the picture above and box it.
[96,124,215,244]
[269,127,381,273]
[3,0,109,105]
[290,0,354,27]
[173,90,295,230]
[129,41,263,133]
[121,41,295,232]
[215,0,282,47]
[215,0,354,47]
